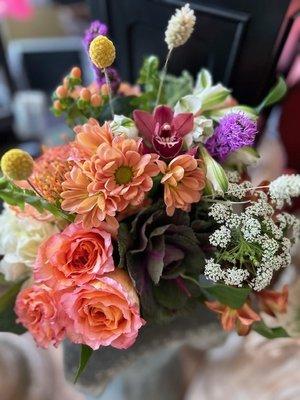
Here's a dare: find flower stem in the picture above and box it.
[27,178,44,198]
[156,48,173,106]
[180,273,202,289]
[103,68,114,119]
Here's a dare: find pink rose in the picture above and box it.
[61,269,145,350]
[15,284,65,348]
[34,223,114,289]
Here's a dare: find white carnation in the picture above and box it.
[0,206,58,281]
[165,3,196,49]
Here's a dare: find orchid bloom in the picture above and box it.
[205,300,261,336]
[257,285,288,317]
[133,105,193,159]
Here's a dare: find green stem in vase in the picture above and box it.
[156,48,173,106]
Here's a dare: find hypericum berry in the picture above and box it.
[101,84,111,96]
[53,100,63,111]
[80,88,91,102]
[70,66,82,79]
[91,94,102,107]
[1,149,34,181]
[55,85,68,99]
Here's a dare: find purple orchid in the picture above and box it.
[133,105,194,159]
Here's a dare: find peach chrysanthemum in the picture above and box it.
[83,135,160,211]
[159,154,206,216]
[74,118,113,158]
[61,166,119,229]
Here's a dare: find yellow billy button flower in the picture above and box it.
[1,149,34,181]
[89,35,116,69]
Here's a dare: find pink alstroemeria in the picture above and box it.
[133,105,193,159]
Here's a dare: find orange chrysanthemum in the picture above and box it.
[61,166,119,229]
[159,154,206,216]
[74,118,113,158]
[61,134,160,229]
[83,135,160,211]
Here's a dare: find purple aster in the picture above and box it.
[93,66,121,93]
[205,113,257,161]
[83,20,108,50]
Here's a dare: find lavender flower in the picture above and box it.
[93,66,121,93]
[83,20,108,50]
[206,113,257,161]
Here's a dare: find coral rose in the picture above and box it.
[34,223,114,289]
[61,269,145,350]
[15,284,65,348]
[159,154,206,216]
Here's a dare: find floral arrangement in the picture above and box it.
[0,3,299,378]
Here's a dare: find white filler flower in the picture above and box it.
[0,206,58,281]
[165,3,196,49]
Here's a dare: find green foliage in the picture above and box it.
[74,345,93,383]
[255,76,287,113]
[0,279,26,334]
[164,70,194,106]
[132,56,162,111]
[206,105,259,122]
[253,320,289,339]
[133,55,194,111]
[99,96,136,121]
[117,223,131,267]
[0,177,74,222]
[201,283,251,309]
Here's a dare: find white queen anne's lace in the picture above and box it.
[209,225,231,248]
[269,174,300,209]
[204,259,223,282]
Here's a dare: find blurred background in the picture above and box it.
[0,0,299,399]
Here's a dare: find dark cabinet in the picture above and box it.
[88,0,291,104]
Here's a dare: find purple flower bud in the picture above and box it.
[206,113,257,161]
[83,20,108,50]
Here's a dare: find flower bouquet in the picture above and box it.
[0,3,299,381]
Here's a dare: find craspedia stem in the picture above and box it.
[27,178,45,198]
[156,48,173,107]
[103,68,115,119]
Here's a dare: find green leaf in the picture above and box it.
[195,68,213,91]
[0,279,27,334]
[206,105,259,121]
[153,279,188,310]
[255,76,287,113]
[253,320,289,339]
[117,223,131,267]
[133,55,161,111]
[164,70,194,106]
[201,283,251,309]
[99,96,136,121]
[74,345,93,383]
[200,145,229,195]
[0,178,74,222]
